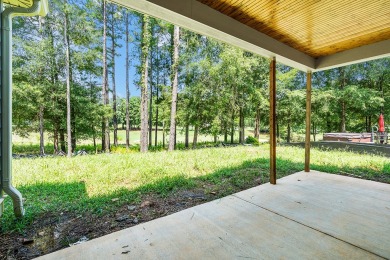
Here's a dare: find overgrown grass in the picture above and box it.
[12,143,101,155]
[13,141,237,155]
[1,145,389,232]
[12,129,270,152]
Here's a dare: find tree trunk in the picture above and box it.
[162,121,165,148]
[379,75,384,114]
[48,23,60,155]
[125,12,131,149]
[239,108,243,143]
[239,107,245,143]
[140,15,150,152]
[287,122,291,143]
[154,42,160,147]
[339,67,346,133]
[224,122,228,143]
[53,127,59,154]
[368,116,372,132]
[101,121,105,151]
[326,114,332,133]
[193,124,198,148]
[230,112,235,144]
[242,115,245,142]
[254,107,260,139]
[71,107,76,152]
[111,10,118,147]
[64,3,72,157]
[340,101,346,133]
[60,130,65,152]
[149,52,153,147]
[102,0,110,152]
[168,26,180,151]
[185,123,189,148]
[154,93,159,146]
[312,122,316,142]
[174,124,177,149]
[39,106,45,156]
[89,83,97,153]
[93,135,97,154]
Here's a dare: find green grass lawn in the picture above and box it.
[13,129,269,146]
[1,144,389,232]
[12,129,270,154]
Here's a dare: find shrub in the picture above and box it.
[245,136,260,146]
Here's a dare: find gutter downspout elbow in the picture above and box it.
[1,0,42,218]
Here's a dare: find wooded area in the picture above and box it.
[11,0,390,155]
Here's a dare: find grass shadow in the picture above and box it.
[1,157,300,232]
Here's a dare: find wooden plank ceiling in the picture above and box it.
[197,0,390,58]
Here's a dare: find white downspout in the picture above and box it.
[1,0,42,217]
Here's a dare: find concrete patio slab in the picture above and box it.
[39,171,390,259]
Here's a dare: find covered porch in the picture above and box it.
[1,0,389,258]
[39,171,390,259]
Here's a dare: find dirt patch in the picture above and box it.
[1,182,258,260]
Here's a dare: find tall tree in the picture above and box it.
[339,67,347,132]
[168,25,180,151]
[140,14,150,152]
[154,43,160,147]
[108,4,123,146]
[64,0,72,157]
[277,67,304,143]
[125,11,131,148]
[12,0,105,155]
[149,47,154,147]
[102,0,110,152]
[111,5,118,146]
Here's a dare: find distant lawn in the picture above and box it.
[12,128,269,146]
[1,144,389,233]
[12,129,270,154]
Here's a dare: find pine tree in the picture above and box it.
[140,14,150,152]
[64,0,72,157]
[102,0,110,152]
[168,25,180,151]
[125,11,131,149]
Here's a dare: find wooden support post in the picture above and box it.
[305,72,312,172]
[269,58,276,184]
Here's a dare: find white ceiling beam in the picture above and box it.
[314,40,390,71]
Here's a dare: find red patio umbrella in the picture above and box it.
[379,114,385,132]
